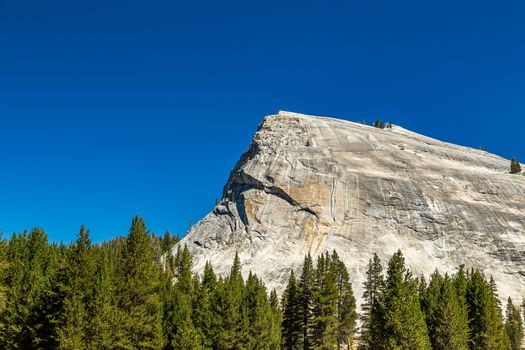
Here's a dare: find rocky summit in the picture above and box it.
[175,111,525,303]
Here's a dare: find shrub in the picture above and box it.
[510,158,521,174]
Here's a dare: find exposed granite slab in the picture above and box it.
[175,111,525,303]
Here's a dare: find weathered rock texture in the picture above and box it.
[175,111,525,303]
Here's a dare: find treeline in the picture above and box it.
[0,216,280,349]
[0,216,524,350]
[281,252,357,350]
[358,252,524,350]
[281,251,525,350]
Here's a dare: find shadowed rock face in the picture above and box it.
[175,111,525,302]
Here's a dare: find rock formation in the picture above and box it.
[175,111,525,303]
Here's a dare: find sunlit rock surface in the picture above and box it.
[175,111,525,303]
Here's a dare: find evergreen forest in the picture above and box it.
[0,216,523,350]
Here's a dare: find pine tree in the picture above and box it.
[192,261,217,349]
[0,234,7,330]
[505,297,523,350]
[360,253,385,349]
[55,225,96,349]
[161,230,177,254]
[56,297,87,349]
[373,119,385,129]
[466,269,508,350]
[214,252,245,350]
[169,244,201,349]
[310,253,338,350]
[523,297,525,336]
[331,251,357,349]
[171,287,202,350]
[282,270,303,350]
[0,229,59,349]
[299,253,316,350]
[30,242,65,349]
[270,288,282,350]
[382,250,431,349]
[117,216,165,349]
[0,222,295,350]
[243,272,279,349]
[453,265,470,330]
[175,244,193,295]
[422,271,469,350]
[89,247,119,350]
[510,158,522,174]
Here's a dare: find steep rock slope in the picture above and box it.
[175,111,525,302]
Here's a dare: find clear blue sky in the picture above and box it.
[1,0,524,243]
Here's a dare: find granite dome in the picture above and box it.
[175,111,525,303]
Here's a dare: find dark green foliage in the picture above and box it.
[523,298,525,322]
[175,244,193,294]
[0,218,277,350]
[117,216,165,349]
[373,120,392,129]
[381,250,431,349]
[168,244,200,350]
[373,119,385,129]
[422,271,469,350]
[299,253,316,350]
[0,228,60,349]
[161,230,178,254]
[89,246,119,350]
[192,262,217,349]
[282,270,303,350]
[466,269,508,350]
[55,225,95,349]
[510,158,522,174]
[171,287,201,350]
[214,252,246,349]
[505,297,523,350]
[243,272,281,349]
[331,251,357,349]
[0,220,521,350]
[360,253,385,349]
[270,289,283,350]
[0,234,8,330]
[453,265,470,318]
[282,253,356,350]
[310,253,338,349]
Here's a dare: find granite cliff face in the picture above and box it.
[175,111,525,302]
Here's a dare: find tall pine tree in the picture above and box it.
[0,234,7,331]
[282,270,303,350]
[89,246,119,349]
[192,261,217,350]
[243,272,280,349]
[381,250,431,350]
[422,271,469,350]
[117,216,165,349]
[310,253,338,350]
[171,244,201,350]
[214,252,245,350]
[331,251,357,349]
[56,225,96,349]
[269,288,282,350]
[299,253,316,350]
[360,253,385,349]
[0,229,59,349]
[466,269,508,350]
[505,297,523,350]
